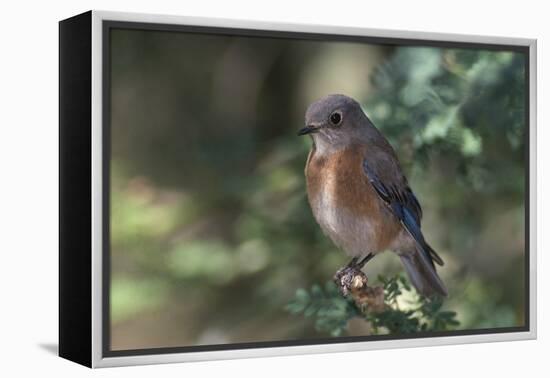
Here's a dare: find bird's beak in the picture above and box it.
[297,125,318,136]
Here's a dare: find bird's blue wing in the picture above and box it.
[363,159,443,267]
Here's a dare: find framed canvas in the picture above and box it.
[59,10,537,368]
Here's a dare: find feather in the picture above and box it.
[363,159,444,268]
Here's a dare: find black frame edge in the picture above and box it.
[59,10,93,368]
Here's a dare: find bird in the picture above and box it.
[298,94,447,297]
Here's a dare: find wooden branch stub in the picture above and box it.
[333,266,386,313]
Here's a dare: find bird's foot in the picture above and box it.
[333,264,368,297]
[333,256,385,313]
[335,254,374,296]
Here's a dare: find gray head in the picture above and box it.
[298,94,375,152]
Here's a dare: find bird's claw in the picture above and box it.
[333,265,368,297]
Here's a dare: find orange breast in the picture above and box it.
[305,145,401,254]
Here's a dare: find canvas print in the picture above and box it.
[107,26,527,352]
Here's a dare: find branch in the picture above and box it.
[333,265,386,313]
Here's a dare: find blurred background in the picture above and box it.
[109,28,526,351]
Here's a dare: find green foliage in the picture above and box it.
[287,275,459,336]
[286,282,360,336]
[366,48,525,196]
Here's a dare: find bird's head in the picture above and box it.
[299,94,373,152]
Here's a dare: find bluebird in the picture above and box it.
[299,94,447,297]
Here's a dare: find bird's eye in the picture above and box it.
[329,111,342,125]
